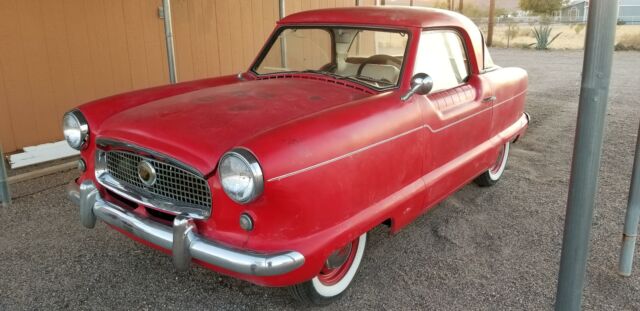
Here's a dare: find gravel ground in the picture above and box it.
[1,49,639,310]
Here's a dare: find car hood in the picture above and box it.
[97,78,371,175]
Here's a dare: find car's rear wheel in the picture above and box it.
[474,142,510,187]
[288,233,367,305]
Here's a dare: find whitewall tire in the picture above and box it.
[288,233,367,305]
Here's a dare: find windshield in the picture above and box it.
[253,27,409,89]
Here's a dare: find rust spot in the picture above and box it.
[195,95,217,102]
[228,104,258,112]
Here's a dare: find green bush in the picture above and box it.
[529,25,561,50]
[574,24,585,35]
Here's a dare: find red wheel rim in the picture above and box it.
[317,238,359,286]
[490,145,506,174]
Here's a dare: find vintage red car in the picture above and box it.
[65,7,528,305]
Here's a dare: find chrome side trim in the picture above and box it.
[268,90,528,183]
[67,181,305,276]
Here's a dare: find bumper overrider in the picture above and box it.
[67,180,304,276]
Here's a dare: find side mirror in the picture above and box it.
[401,73,434,101]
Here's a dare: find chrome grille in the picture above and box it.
[104,150,212,213]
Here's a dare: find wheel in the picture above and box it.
[474,142,510,187]
[288,233,367,305]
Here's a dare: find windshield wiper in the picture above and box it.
[292,70,394,87]
[295,69,345,79]
[346,75,395,86]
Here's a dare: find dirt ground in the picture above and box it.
[1,49,639,310]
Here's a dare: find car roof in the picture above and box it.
[278,6,486,72]
[279,6,474,29]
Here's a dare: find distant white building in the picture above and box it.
[556,0,640,24]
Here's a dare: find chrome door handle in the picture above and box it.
[482,96,497,103]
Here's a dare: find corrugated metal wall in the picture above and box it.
[0,0,357,153]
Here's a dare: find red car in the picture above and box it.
[65,7,528,305]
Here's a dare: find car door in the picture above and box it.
[411,29,495,204]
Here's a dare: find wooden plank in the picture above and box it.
[215,0,232,75]
[0,0,41,148]
[172,0,195,81]
[8,140,79,169]
[8,161,78,185]
[189,0,209,79]
[202,0,221,77]
[40,1,81,121]
[228,0,244,73]
[104,0,134,94]
[16,0,59,143]
[83,0,117,99]
[141,0,168,86]
[0,2,17,152]
[251,0,264,57]
[0,63,16,152]
[239,0,255,68]
[63,0,98,103]
[122,0,151,89]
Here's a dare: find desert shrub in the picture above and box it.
[505,20,520,48]
[615,33,640,51]
[574,23,585,34]
[491,40,507,48]
[529,25,561,50]
[617,19,627,25]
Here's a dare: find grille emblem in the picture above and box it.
[137,160,157,187]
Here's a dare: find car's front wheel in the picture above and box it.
[288,233,367,305]
[474,141,510,187]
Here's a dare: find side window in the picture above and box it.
[413,30,469,93]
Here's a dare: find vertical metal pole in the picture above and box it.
[555,1,619,310]
[409,0,414,6]
[0,145,11,207]
[162,0,177,84]
[619,122,640,276]
[278,0,287,69]
[487,0,495,47]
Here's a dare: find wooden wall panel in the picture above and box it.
[0,0,360,153]
[0,0,167,153]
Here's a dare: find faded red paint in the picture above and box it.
[73,7,528,287]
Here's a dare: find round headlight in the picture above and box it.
[62,110,89,150]
[219,149,264,204]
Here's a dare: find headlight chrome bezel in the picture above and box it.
[218,148,264,204]
[63,110,89,150]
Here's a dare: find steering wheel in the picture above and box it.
[356,54,402,76]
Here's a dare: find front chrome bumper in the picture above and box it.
[66,180,304,276]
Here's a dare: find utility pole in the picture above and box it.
[0,146,10,207]
[487,0,495,46]
[459,0,463,13]
[555,1,619,310]
[619,121,640,276]
[161,0,177,84]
